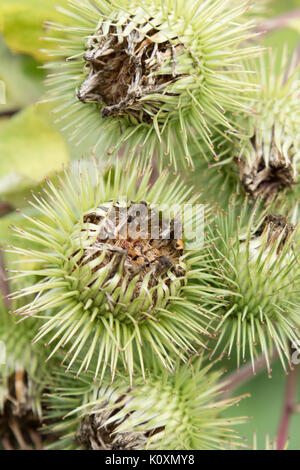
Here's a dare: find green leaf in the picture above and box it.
[262,27,300,68]
[270,0,300,15]
[0,36,44,112]
[0,102,69,201]
[0,0,68,61]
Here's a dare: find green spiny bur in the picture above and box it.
[45,356,247,450]
[44,0,261,170]
[190,50,300,206]
[8,158,213,384]
[202,200,300,374]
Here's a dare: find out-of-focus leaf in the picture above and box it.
[262,27,299,65]
[0,36,44,112]
[0,102,69,202]
[0,0,68,61]
[0,208,50,275]
[270,0,300,15]
[0,209,34,245]
[289,19,300,33]
[261,1,300,61]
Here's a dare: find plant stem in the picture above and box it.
[257,8,300,35]
[220,351,278,398]
[0,201,14,217]
[276,363,298,450]
[296,41,300,67]
[0,108,20,118]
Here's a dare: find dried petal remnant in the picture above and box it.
[0,372,48,450]
[254,214,295,252]
[78,21,182,122]
[77,400,161,450]
[238,132,295,202]
[81,202,186,309]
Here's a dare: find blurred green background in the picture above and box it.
[0,0,299,450]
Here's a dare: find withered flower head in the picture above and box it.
[45,0,261,169]
[237,51,300,202]
[77,21,183,122]
[0,371,46,450]
[8,158,212,383]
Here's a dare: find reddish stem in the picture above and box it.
[220,351,278,398]
[257,9,300,35]
[296,41,300,67]
[276,364,299,450]
[0,201,14,217]
[0,108,20,118]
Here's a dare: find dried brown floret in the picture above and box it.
[78,20,183,122]
[0,371,50,450]
[80,202,186,307]
[254,213,295,253]
[76,398,162,450]
[238,133,295,203]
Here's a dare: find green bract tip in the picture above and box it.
[44,0,261,170]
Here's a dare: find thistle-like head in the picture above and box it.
[45,0,261,169]
[202,200,300,374]
[192,50,300,205]
[45,357,247,450]
[8,158,212,383]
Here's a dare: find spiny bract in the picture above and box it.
[230,0,270,19]
[8,158,213,384]
[0,281,50,418]
[44,0,260,170]
[199,201,300,374]
[0,277,55,450]
[45,357,247,450]
[226,432,280,450]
